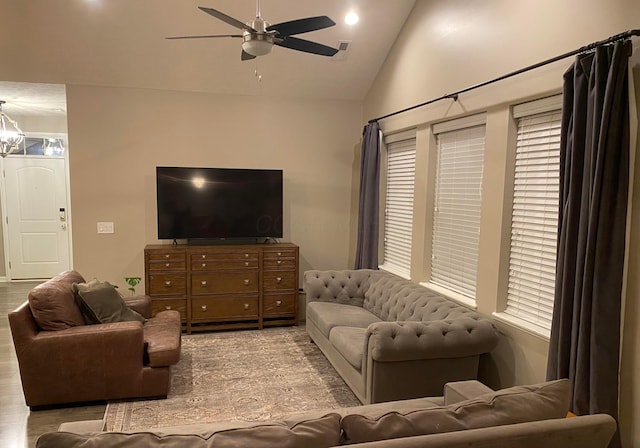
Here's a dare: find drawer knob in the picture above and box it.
[276,276,282,283]
[201,263,207,268]
[244,253,249,258]
[165,263,170,267]
[201,281,207,286]
[244,303,249,310]
[165,305,172,310]
[277,252,282,256]
[244,261,249,266]
[201,255,206,259]
[276,300,282,307]
[201,305,207,311]
[165,254,170,258]
[277,260,282,265]
[243,279,250,286]
[165,280,172,286]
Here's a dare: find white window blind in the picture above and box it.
[431,123,485,300]
[380,134,416,278]
[505,108,561,332]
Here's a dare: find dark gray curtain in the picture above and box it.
[547,40,631,448]
[355,121,381,269]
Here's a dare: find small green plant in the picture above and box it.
[124,277,142,296]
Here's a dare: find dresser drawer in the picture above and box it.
[148,260,187,271]
[263,271,296,291]
[148,274,187,295]
[192,296,259,320]
[263,293,296,316]
[151,298,187,320]
[191,272,260,295]
[263,249,296,259]
[263,258,296,269]
[190,251,259,262]
[190,259,259,270]
[148,251,186,263]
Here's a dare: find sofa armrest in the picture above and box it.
[364,319,499,362]
[444,380,495,405]
[303,270,376,308]
[124,295,152,318]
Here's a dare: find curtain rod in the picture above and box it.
[368,29,640,124]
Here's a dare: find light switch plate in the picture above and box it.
[97,222,114,234]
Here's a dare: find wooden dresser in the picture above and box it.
[144,243,299,333]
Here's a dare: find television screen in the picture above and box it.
[156,166,283,240]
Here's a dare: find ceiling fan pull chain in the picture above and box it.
[256,0,261,19]
[254,60,262,82]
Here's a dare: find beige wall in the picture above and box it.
[65,85,362,291]
[363,0,640,446]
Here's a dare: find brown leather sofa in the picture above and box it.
[8,270,182,409]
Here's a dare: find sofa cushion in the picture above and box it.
[341,379,571,444]
[36,413,342,448]
[329,326,366,370]
[73,280,145,324]
[307,301,381,338]
[28,270,86,331]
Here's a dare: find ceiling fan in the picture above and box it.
[167,0,339,60]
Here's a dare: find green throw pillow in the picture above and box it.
[72,279,145,324]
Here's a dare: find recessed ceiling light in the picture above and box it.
[345,11,359,26]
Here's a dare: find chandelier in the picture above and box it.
[0,100,25,158]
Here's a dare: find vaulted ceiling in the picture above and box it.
[0,0,416,117]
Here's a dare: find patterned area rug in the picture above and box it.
[104,326,360,431]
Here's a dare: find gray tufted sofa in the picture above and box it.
[304,269,499,404]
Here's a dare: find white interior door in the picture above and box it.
[2,157,71,279]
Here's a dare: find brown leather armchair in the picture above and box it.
[8,271,182,409]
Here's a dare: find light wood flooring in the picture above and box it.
[1,281,105,448]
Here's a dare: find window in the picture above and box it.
[504,96,562,334]
[9,136,66,157]
[380,130,416,278]
[430,116,486,300]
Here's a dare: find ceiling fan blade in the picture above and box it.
[241,50,256,61]
[267,16,335,36]
[275,36,338,57]
[198,6,257,32]
[166,34,243,40]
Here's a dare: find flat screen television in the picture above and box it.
[156,166,283,241]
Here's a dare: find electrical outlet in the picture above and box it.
[97,222,114,234]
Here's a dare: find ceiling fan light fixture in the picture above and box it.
[0,100,25,158]
[242,35,274,56]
